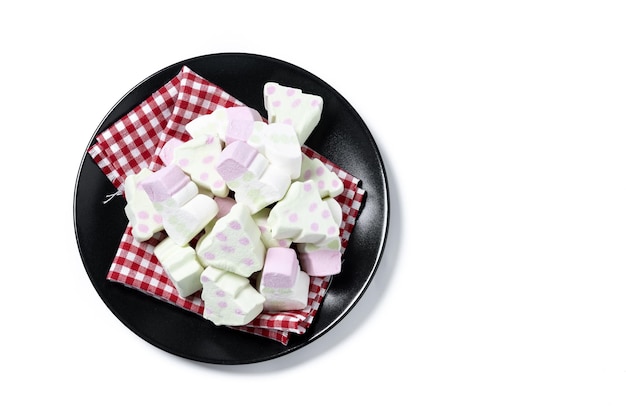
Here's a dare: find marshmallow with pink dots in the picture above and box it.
[267,180,342,246]
[263,82,323,145]
[200,266,265,326]
[295,187,343,276]
[140,164,218,246]
[268,180,344,276]
[123,168,164,242]
[153,237,203,297]
[198,196,237,246]
[298,154,344,198]
[162,134,228,197]
[195,203,266,277]
[256,247,310,312]
[216,140,291,214]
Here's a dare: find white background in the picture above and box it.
[2,1,625,415]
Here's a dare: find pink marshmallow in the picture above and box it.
[216,141,259,181]
[227,106,262,121]
[140,165,190,202]
[260,247,299,288]
[298,249,341,276]
[224,106,263,145]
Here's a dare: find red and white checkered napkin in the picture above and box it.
[89,66,244,188]
[88,66,365,345]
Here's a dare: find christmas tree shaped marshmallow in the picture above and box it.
[200,266,265,326]
[263,82,323,145]
[267,180,342,246]
[168,135,228,197]
[123,168,164,242]
[195,203,266,277]
[298,154,344,198]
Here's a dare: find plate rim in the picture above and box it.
[73,52,390,364]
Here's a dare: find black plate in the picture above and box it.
[74,53,389,364]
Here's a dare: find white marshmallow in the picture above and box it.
[171,135,228,197]
[123,168,164,242]
[252,207,292,249]
[247,121,302,180]
[263,82,323,145]
[200,266,265,326]
[216,141,290,214]
[195,203,266,277]
[185,106,229,144]
[267,180,342,246]
[153,237,203,297]
[256,247,310,312]
[298,154,344,198]
[259,270,309,312]
[141,165,219,246]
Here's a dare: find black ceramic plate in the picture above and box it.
[74,53,389,364]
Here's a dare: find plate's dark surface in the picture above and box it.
[74,53,389,364]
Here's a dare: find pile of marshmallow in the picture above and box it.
[122,82,346,327]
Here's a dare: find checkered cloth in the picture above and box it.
[88,66,365,345]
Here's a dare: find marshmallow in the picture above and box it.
[267,180,342,245]
[216,140,290,214]
[141,165,218,246]
[200,266,265,326]
[185,106,229,144]
[247,121,302,179]
[257,247,310,312]
[260,247,298,288]
[184,105,263,147]
[195,203,266,277]
[123,168,164,242]
[294,197,343,276]
[213,195,236,220]
[223,106,263,145]
[141,163,190,203]
[200,195,237,237]
[298,154,344,198]
[215,139,263,181]
[324,194,344,225]
[263,82,323,145]
[153,237,203,297]
[158,138,185,166]
[121,83,349,322]
[296,238,342,277]
[252,207,292,249]
[170,135,229,197]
